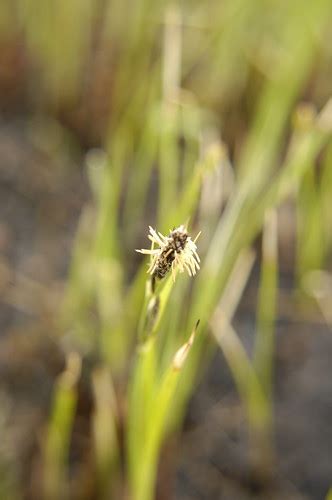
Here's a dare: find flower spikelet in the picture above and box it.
[136,225,200,282]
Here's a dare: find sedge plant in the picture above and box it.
[1,0,332,498]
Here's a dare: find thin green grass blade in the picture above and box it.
[127,337,158,500]
[131,322,198,500]
[92,366,120,500]
[254,209,278,397]
[43,353,81,500]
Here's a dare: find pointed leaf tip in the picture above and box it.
[172,320,199,371]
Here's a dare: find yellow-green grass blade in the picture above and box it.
[43,353,81,500]
[92,366,120,499]
[254,209,278,398]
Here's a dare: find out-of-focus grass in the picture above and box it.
[1,0,332,498]
[92,366,120,499]
[43,353,81,500]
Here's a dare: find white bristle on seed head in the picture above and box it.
[136,225,201,282]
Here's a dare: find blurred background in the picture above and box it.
[1,1,332,499]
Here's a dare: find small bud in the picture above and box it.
[172,320,199,371]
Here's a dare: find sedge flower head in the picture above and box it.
[136,225,201,282]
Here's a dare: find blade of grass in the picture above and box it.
[130,322,199,500]
[254,209,278,398]
[127,336,158,500]
[210,311,272,478]
[92,366,120,499]
[320,142,332,254]
[43,353,81,500]
[211,311,268,431]
[138,275,174,342]
[165,140,226,230]
[296,165,324,284]
[158,5,182,224]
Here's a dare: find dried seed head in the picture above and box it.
[136,225,201,282]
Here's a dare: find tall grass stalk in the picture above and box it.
[128,322,199,500]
